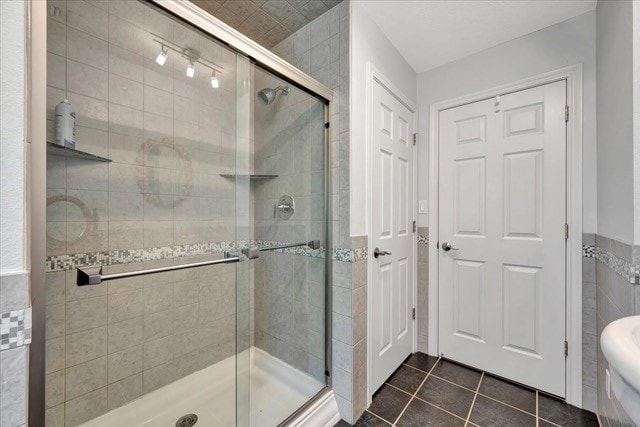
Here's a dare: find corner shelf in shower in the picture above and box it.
[219,174,278,181]
[47,142,112,162]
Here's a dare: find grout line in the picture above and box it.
[412,396,471,423]
[536,390,539,427]
[365,410,393,426]
[428,373,481,393]
[538,417,563,427]
[399,362,433,376]
[391,356,441,425]
[383,382,415,397]
[474,391,538,417]
[400,361,438,376]
[465,371,484,426]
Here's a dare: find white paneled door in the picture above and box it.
[438,81,567,396]
[371,78,415,393]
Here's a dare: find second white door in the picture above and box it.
[370,78,416,393]
[438,80,567,396]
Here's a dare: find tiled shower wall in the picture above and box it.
[594,235,637,426]
[582,234,597,412]
[271,2,363,422]
[252,66,327,383]
[417,228,429,353]
[44,2,246,425]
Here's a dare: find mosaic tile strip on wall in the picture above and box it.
[583,244,595,258]
[46,240,368,271]
[0,308,32,351]
[583,243,639,284]
[418,234,429,245]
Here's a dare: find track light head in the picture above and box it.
[155,46,168,66]
[186,61,195,78]
[211,71,220,89]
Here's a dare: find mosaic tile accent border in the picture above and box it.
[593,246,638,284]
[583,244,595,258]
[46,240,369,271]
[0,308,32,351]
[418,234,429,245]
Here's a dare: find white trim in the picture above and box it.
[291,390,342,427]
[427,64,583,407]
[365,62,418,404]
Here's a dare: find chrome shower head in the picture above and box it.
[258,86,290,105]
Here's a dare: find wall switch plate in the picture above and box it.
[606,369,611,399]
[419,200,427,214]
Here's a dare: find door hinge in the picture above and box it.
[565,105,569,123]
[564,340,569,357]
[564,223,569,240]
[413,133,417,146]
[412,308,416,320]
[324,122,330,128]
[413,220,416,233]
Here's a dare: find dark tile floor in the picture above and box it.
[336,353,600,426]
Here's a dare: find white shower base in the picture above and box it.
[81,348,339,427]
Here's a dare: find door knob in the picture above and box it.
[374,247,392,258]
[441,242,459,252]
[373,248,391,258]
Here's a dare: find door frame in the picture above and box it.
[428,64,583,407]
[365,62,418,403]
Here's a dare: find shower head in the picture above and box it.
[258,86,290,105]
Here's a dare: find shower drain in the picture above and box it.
[175,414,198,427]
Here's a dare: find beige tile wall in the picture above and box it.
[417,228,429,353]
[595,235,636,426]
[269,1,355,421]
[45,1,247,425]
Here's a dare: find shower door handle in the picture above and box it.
[77,252,245,286]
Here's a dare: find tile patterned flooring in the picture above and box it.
[336,353,600,426]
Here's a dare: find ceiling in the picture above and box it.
[189,0,343,48]
[357,0,597,73]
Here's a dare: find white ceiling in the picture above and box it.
[357,0,597,73]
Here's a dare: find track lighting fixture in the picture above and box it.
[155,45,168,66]
[152,34,223,88]
[211,71,220,89]
[186,61,195,78]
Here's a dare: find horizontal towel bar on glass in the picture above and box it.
[76,248,259,286]
[259,240,320,252]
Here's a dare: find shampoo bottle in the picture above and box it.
[55,99,76,149]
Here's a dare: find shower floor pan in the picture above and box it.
[80,348,335,427]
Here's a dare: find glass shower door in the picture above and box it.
[248,64,329,426]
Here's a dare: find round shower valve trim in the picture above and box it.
[275,195,295,220]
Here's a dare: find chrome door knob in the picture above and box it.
[442,242,459,252]
[373,247,392,258]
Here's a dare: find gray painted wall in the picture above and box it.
[596,0,635,245]
[416,11,597,234]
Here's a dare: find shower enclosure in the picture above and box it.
[41,1,333,425]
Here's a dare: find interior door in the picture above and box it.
[371,78,415,393]
[438,80,567,396]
